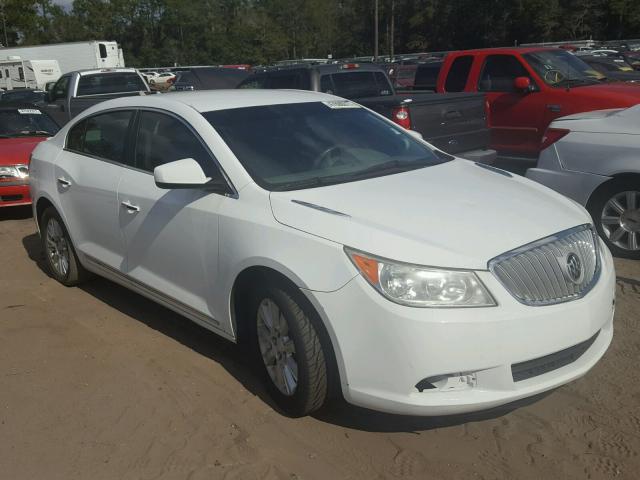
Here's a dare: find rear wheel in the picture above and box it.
[251,283,328,417]
[40,208,90,286]
[588,181,640,259]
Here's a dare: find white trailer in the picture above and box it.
[0,59,61,90]
[0,41,125,74]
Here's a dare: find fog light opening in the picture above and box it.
[416,372,477,392]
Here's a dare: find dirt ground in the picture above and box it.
[1,205,639,480]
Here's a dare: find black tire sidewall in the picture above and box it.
[40,208,83,285]
[249,283,326,417]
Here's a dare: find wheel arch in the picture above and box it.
[229,264,344,399]
[586,172,640,210]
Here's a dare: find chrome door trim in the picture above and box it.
[83,253,230,337]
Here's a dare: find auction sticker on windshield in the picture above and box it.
[322,100,360,109]
[18,109,42,115]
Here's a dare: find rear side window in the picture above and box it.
[266,73,302,89]
[444,56,473,92]
[478,55,532,92]
[77,73,146,96]
[82,110,134,163]
[321,71,392,99]
[238,75,268,89]
[134,111,218,178]
[414,63,442,90]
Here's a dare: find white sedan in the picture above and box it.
[29,90,615,417]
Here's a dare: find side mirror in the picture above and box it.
[514,76,533,92]
[154,158,212,189]
[407,129,424,141]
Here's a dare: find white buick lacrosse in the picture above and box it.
[29,90,615,417]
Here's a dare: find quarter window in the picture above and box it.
[478,55,533,92]
[66,120,86,152]
[134,111,218,177]
[82,111,134,163]
[444,55,473,92]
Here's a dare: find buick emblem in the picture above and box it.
[565,252,583,284]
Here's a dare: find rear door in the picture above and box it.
[476,54,543,155]
[54,110,134,268]
[117,109,229,332]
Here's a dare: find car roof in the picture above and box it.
[252,63,386,74]
[88,89,342,113]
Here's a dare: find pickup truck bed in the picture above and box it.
[359,92,493,160]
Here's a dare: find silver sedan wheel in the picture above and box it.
[45,218,70,278]
[256,298,298,396]
[601,190,640,251]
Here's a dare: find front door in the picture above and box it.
[54,110,135,269]
[117,110,229,332]
[478,54,545,156]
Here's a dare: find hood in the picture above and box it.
[0,137,48,166]
[269,160,591,270]
[568,81,640,105]
[551,103,640,134]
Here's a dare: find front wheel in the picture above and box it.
[251,284,328,417]
[588,181,640,259]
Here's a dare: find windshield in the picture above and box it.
[0,109,59,137]
[203,101,449,191]
[524,50,604,86]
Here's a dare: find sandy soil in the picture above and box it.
[1,206,639,480]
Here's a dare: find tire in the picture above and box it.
[250,283,328,417]
[588,180,640,260]
[40,207,90,286]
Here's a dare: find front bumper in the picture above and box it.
[306,243,616,416]
[0,182,31,207]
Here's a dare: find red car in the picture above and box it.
[436,47,640,156]
[0,104,59,207]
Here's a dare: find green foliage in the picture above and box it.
[1,0,639,66]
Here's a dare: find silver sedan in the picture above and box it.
[527,106,640,259]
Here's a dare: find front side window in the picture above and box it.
[478,55,534,92]
[77,73,146,96]
[99,43,108,59]
[204,102,449,191]
[82,110,134,163]
[523,50,604,86]
[18,67,24,81]
[51,75,70,101]
[134,111,218,177]
[444,56,473,92]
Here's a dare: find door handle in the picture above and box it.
[546,104,562,113]
[57,177,71,187]
[444,110,462,119]
[121,201,140,213]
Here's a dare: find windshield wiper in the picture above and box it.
[271,158,437,191]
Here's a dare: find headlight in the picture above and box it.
[0,164,29,179]
[345,248,496,308]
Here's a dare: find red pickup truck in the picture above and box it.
[436,47,640,156]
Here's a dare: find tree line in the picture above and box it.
[1,0,639,67]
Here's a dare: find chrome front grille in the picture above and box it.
[489,224,600,306]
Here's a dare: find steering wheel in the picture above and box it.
[544,69,565,84]
[314,145,357,169]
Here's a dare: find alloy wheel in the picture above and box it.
[256,298,298,396]
[601,190,640,252]
[45,218,70,278]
